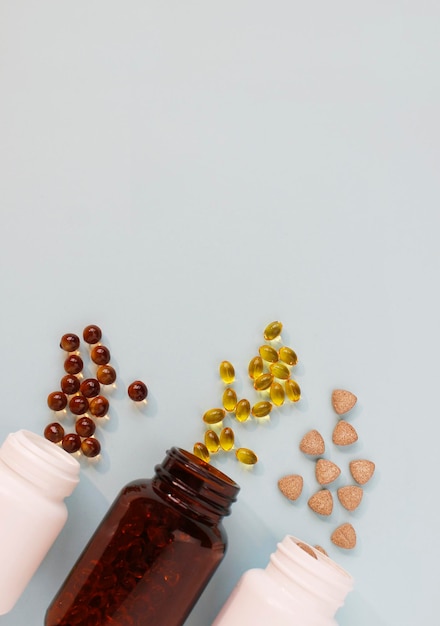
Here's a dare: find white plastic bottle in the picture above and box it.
[212,535,353,626]
[0,429,80,615]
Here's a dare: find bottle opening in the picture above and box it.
[154,447,240,522]
[180,448,240,487]
[267,536,354,616]
[0,430,80,498]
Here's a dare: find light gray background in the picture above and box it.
[1,2,439,625]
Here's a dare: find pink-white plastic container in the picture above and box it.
[212,535,353,626]
[0,430,80,615]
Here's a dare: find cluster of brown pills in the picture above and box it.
[278,389,375,551]
[193,321,301,466]
[44,324,148,459]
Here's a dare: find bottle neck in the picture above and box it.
[265,536,353,624]
[0,430,80,500]
[153,447,240,524]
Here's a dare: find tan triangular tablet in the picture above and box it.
[314,545,328,556]
[296,542,317,559]
[308,489,333,516]
[299,430,325,456]
[332,389,357,415]
[332,420,358,446]
[315,459,341,485]
[331,523,356,549]
[349,459,375,485]
[337,485,363,511]
[278,474,303,501]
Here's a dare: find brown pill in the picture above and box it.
[64,354,83,375]
[128,380,148,402]
[83,325,102,344]
[97,365,116,385]
[47,391,67,412]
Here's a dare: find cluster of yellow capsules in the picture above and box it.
[193,321,301,466]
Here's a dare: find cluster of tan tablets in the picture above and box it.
[278,389,375,551]
[44,324,148,459]
[193,321,301,466]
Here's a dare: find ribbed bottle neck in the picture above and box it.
[153,447,240,524]
[0,430,80,500]
[265,536,353,624]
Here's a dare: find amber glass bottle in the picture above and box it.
[45,448,240,626]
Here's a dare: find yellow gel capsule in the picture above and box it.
[222,387,237,412]
[248,356,264,380]
[220,427,235,451]
[259,345,278,363]
[270,362,290,380]
[204,430,220,453]
[236,447,258,465]
[253,372,273,391]
[279,346,298,366]
[235,398,251,422]
[219,361,235,384]
[285,379,301,402]
[193,442,210,462]
[251,401,272,418]
[203,408,226,424]
[263,321,283,341]
[270,381,285,406]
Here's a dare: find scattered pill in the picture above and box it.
[61,433,81,454]
[315,459,341,485]
[219,361,235,384]
[331,523,356,550]
[251,400,272,418]
[75,416,96,438]
[204,430,220,453]
[80,378,101,398]
[127,380,148,402]
[270,381,285,406]
[222,388,237,412]
[263,321,283,341]
[269,362,290,380]
[47,391,68,412]
[97,365,117,385]
[332,421,358,446]
[235,399,251,422]
[258,345,278,363]
[69,395,89,416]
[83,325,102,345]
[44,422,65,443]
[331,389,357,415]
[60,374,80,395]
[193,442,210,462]
[253,372,273,391]
[90,345,111,365]
[285,379,301,402]
[235,447,258,465]
[203,408,226,425]
[80,437,101,458]
[64,354,83,375]
[278,346,298,366]
[89,395,109,418]
[219,427,235,451]
[60,333,80,352]
[308,489,333,516]
[337,486,363,511]
[299,430,325,456]
[278,474,303,501]
[349,459,375,485]
[248,356,264,380]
